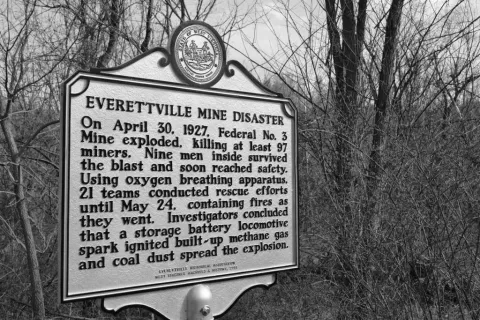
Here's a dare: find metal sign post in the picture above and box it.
[59,21,298,319]
[186,285,213,320]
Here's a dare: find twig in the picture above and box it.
[9,298,95,320]
[16,120,59,158]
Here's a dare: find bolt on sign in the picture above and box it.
[60,21,298,318]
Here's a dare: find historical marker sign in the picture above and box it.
[60,22,298,304]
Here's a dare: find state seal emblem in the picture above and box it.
[171,21,226,87]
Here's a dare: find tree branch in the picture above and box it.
[140,0,154,52]
[96,0,121,68]
[16,120,59,158]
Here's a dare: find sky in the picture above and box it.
[207,0,480,79]
[1,0,478,81]
[208,0,312,79]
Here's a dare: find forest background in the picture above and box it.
[1,0,480,319]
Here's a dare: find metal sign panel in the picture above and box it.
[60,72,298,301]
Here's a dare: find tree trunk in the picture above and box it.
[97,0,122,68]
[1,101,45,320]
[366,0,405,223]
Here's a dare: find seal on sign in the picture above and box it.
[170,21,226,87]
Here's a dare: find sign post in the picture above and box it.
[60,21,298,319]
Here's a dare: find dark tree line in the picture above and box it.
[240,0,480,318]
[1,0,480,319]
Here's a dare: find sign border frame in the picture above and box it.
[60,71,299,302]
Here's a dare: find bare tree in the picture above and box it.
[231,0,480,318]
[0,2,60,319]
